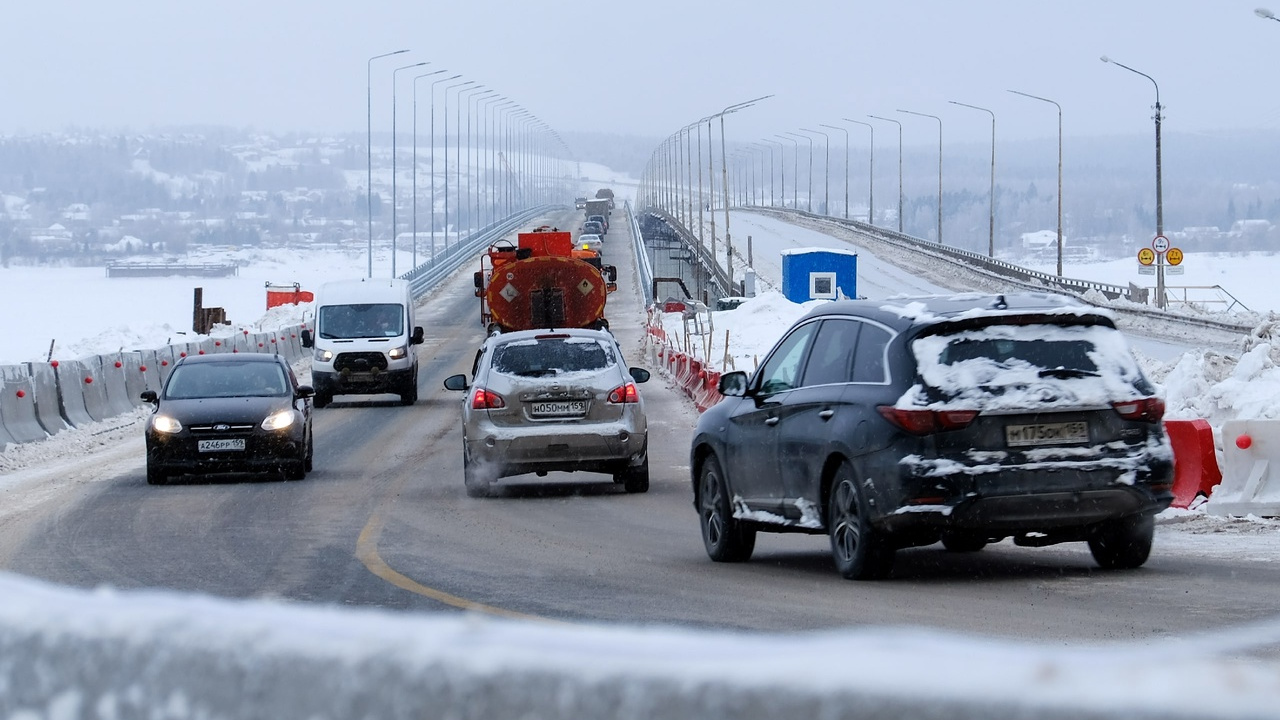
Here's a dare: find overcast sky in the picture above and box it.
[5,0,1280,149]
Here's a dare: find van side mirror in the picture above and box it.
[412,326,425,345]
[300,329,314,348]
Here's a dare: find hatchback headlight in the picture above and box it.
[261,410,296,431]
[314,348,333,362]
[388,345,409,360]
[152,415,182,434]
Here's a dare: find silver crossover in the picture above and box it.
[444,328,650,497]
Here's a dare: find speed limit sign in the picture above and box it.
[1152,235,1170,253]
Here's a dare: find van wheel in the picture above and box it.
[400,380,418,406]
[828,463,895,580]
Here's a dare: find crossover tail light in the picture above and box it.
[1111,397,1165,423]
[470,388,506,410]
[876,406,978,435]
[608,382,640,404]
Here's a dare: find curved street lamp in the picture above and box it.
[868,115,903,232]
[1257,7,1279,22]
[1101,55,1165,308]
[800,128,829,215]
[366,49,410,278]
[762,138,784,209]
[949,100,996,258]
[427,73,462,262]
[784,131,813,212]
[390,61,428,277]
[441,80,476,251]
[819,124,849,219]
[898,109,944,244]
[1009,89,1063,276]
[411,69,446,270]
[842,119,874,225]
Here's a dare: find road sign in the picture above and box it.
[1137,265,1156,275]
[1166,265,1185,275]
[1152,235,1170,253]
[1167,247,1184,265]
[1137,247,1155,265]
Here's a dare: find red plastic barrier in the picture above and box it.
[684,360,705,398]
[1164,419,1223,508]
[673,354,691,389]
[694,371,724,413]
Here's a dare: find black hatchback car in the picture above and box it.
[142,354,314,484]
[691,293,1174,580]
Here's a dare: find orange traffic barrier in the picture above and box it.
[1164,419,1222,508]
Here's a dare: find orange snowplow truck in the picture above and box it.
[474,226,618,333]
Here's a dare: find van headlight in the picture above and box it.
[388,345,409,360]
[261,410,296,431]
[314,348,333,362]
[152,415,182,434]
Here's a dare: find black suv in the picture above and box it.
[691,293,1173,580]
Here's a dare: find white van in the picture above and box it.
[300,278,424,407]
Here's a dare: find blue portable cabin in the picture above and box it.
[780,248,858,303]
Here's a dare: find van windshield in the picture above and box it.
[317,303,404,339]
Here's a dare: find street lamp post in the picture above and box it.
[457,85,488,240]
[898,109,943,244]
[468,90,498,236]
[801,128,829,215]
[775,134,798,210]
[867,115,903,232]
[1009,89,1063,275]
[757,137,778,206]
[1101,55,1165,308]
[367,49,409,279]
[841,119,874,225]
[441,80,476,253]
[428,74,462,263]
[819,124,849,219]
[949,101,996,257]
[715,96,770,294]
[785,131,813,212]
[390,61,428,278]
[1257,7,1280,22]
[411,69,446,271]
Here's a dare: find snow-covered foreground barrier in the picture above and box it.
[0,573,1276,720]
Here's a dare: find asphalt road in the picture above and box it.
[3,207,1278,644]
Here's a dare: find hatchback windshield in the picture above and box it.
[317,303,403,339]
[164,362,290,399]
[492,337,614,377]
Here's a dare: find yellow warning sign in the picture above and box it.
[1166,247,1184,266]
[1137,248,1155,266]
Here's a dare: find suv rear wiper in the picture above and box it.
[1038,368,1100,379]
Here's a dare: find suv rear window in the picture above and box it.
[907,323,1150,410]
[492,338,615,377]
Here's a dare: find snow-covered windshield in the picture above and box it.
[317,303,403,340]
[902,323,1150,411]
[491,337,614,377]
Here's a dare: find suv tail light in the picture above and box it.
[470,387,506,410]
[1111,397,1164,423]
[608,382,639,404]
[877,406,978,435]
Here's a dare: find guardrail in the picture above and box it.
[640,206,735,298]
[624,200,655,306]
[745,207,1257,337]
[402,205,562,299]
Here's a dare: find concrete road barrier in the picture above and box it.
[0,365,49,444]
[71,358,113,423]
[1207,419,1280,517]
[52,360,95,428]
[98,355,135,417]
[26,360,69,436]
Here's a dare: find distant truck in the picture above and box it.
[584,198,611,221]
[595,188,615,209]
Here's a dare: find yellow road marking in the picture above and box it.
[356,511,553,622]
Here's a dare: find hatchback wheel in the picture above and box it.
[1088,513,1154,569]
[698,455,755,562]
[828,464,894,580]
[303,428,314,473]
